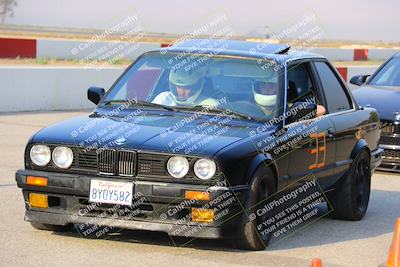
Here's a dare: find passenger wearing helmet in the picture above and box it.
[253,80,278,116]
[152,66,218,107]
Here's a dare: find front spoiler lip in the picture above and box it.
[25,210,224,239]
[377,160,400,173]
[376,166,400,173]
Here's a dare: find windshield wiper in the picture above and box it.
[132,100,177,111]
[101,101,256,120]
[101,99,176,111]
[176,105,256,120]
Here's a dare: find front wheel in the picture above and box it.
[328,149,371,221]
[233,166,275,250]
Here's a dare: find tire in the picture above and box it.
[328,149,371,221]
[233,166,276,250]
[30,222,73,232]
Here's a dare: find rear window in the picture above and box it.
[314,62,352,113]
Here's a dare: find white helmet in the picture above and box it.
[169,67,206,105]
[253,81,278,107]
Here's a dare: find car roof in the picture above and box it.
[393,52,400,58]
[155,39,325,64]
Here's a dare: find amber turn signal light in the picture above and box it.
[28,193,48,208]
[191,208,214,223]
[185,190,210,201]
[26,176,48,186]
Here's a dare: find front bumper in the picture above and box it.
[370,148,383,172]
[378,144,400,173]
[16,169,248,239]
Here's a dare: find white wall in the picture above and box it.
[0,64,381,113]
[310,48,398,62]
[347,65,378,80]
[0,66,124,112]
[368,48,398,61]
[310,48,354,61]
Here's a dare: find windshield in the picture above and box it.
[102,52,280,121]
[369,57,400,86]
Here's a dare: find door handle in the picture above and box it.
[327,128,335,140]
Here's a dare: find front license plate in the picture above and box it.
[89,180,133,206]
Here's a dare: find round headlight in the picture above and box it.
[194,159,216,180]
[167,156,189,178]
[52,146,74,169]
[30,145,51,166]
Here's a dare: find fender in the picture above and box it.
[329,138,372,196]
[245,153,278,191]
[350,139,371,161]
[24,135,37,169]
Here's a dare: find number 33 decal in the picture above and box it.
[308,132,327,170]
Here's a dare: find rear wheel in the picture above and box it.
[234,166,275,250]
[328,149,371,221]
[30,222,73,232]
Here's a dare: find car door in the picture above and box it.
[283,60,336,187]
[312,60,358,187]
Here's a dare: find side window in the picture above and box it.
[287,62,321,106]
[314,62,352,113]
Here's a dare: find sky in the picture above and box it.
[3,0,400,42]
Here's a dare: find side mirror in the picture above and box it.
[350,75,370,86]
[287,102,317,124]
[87,87,105,105]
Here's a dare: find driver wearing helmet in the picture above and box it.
[152,66,218,107]
[253,80,326,118]
[253,80,278,116]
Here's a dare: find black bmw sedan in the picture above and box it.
[16,39,382,250]
[351,52,400,172]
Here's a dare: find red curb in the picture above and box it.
[0,37,37,58]
[161,43,173,48]
[354,48,368,61]
[336,67,348,81]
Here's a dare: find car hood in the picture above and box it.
[352,85,400,121]
[31,109,260,156]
